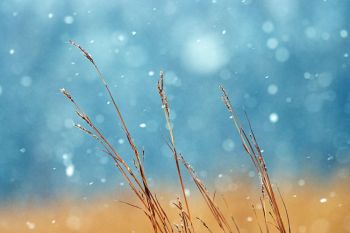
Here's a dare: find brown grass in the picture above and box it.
[43,40,345,233]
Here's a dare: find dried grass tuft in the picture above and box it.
[61,41,291,233]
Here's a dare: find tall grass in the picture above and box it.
[61,41,291,233]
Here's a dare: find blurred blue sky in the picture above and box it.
[0,0,349,203]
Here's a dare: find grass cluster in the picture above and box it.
[61,41,291,233]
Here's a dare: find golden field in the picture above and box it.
[1,179,349,233]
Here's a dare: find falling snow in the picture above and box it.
[26,221,35,230]
[340,30,348,38]
[269,112,279,123]
[262,21,274,33]
[20,76,32,87]
[63,153,75,177]
[267,37,279,50]
[275,47,290,62]
[1,3,350,228]
[64,16,74,24]
[267,84,278,95]
[66,165,74,177]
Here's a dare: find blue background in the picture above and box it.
[0,0,349,204]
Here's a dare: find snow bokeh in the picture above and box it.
[181,34,229,74]
[0,0,349,201]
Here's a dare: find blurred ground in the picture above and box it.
[1,180,349,233]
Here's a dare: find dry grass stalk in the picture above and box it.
[179,155,233,233]
[158,72,193,228]
[220,86,291,233]
[62,41,174,233]
[158,74,234,233]
[172,198,193,233]
[62,40,291,233]
[196,217,213,233]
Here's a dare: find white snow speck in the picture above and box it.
[267,37,279,49]
[66,164,74,177]
[304,72,311,79]
[100,178,106,183]
[340,29,348,38]
[21,76,32,87]
[131,31,137,36]
[26,221,36,230]
[48,13,54,18]
[185,188,191,197]
[267,84,278,95]
[139,123,147,128]
[64,15,74,24]
[275,47,290,62]
[298,179,305,186]
[269,113,279,123]
[320,198,327,203]
[9,49,15,55]
[222,30,227,35]
[118,34,125,42]
[20,148,26,153]
[222,138,235,152]
[0,85,2,96]
[118,138,125,144]
[148,70,155,76]
[262,21,274,33]
[182,35,228,74]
